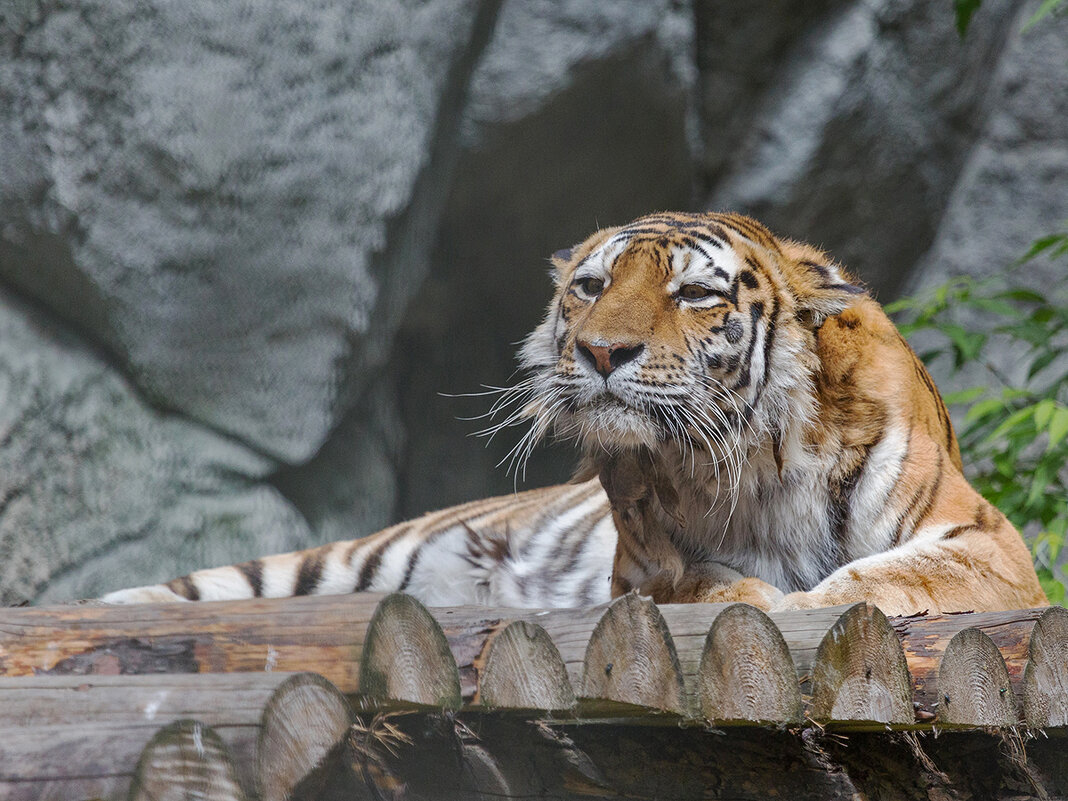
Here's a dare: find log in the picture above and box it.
[698,603,803,723]
[477,620,576,710]
[1,596,1056,725]
[580,593,686,714]
[936,628,1017,726]
[0,672,299,801]
[257,673,354,801]
[358,592,461,709]
[810,603,913,724]
[0,593,385,693]
[891,606,1046,713]
[325,713,1068,801]
[1023,605,1068,728]
[128,720,247,801]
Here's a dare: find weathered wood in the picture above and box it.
[581,593,686,714]
[258,673,354,801]
[811,602,913,724]
[0,672,297,801]
[0,593,385,692]
[891,606,1046,713]
[478,620,576,710]
[359,592,462,708]
[1023,605,1068,728]
[128,719,247,801]
[936,627,1017,726]
[698,603,803,723]
[341,713,1068,800]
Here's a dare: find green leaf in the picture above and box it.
[988,405,1036,441]
[1048,406,1068,451]
[941,323,986,367]
[1022,0,1067,32]
[1027,462,1053,508]
[963,396,1002,422]
[967,297,1021,318]
[1034,398,1056,429]
[943,387,986,405]
[1028,348,1059,380]
[995,288,1046,303]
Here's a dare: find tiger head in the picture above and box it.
[512,212,867,466]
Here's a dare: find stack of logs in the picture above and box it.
[0,592,1066,800]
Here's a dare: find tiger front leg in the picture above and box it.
[769,517,1049,615]
[599,450,783,610]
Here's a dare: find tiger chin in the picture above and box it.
[102,212,1047,616]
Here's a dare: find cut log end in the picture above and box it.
[698,603,802,723]
[257,673,354,801]
[581,593,686,714]
[811,603,912,724]
[359,593,461,709]
[128,719,247,801]
[936,627,1017,726]
[479,620,577,711]
[1023,606,1068,728]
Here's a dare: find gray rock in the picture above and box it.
[389,0,699,520]
[705,0,1017,299]
[904,6,1068,588]
[0,285,310,605]
[0,0,497,464]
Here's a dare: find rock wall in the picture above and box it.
[0,0,1065,602]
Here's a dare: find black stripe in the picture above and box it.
[294,551,324,596]
[828,444,873,562]
[168,575,200,601]
[732,301,765,390]
[752,295,780,408]
[353,524,414,592]
[399,522,468,592]
[237,559,264,597]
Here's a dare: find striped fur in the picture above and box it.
[104,212,1047,614]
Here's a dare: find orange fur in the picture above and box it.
[548,212,1045,614]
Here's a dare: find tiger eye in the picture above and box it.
[576,276,604,296]
[678,283,713,300]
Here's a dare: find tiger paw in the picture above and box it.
[768,590,828,612]
[698,577,784,610]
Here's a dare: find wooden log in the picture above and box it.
[698,603,803,723]
[258,673,354,801]
[0,593,385,693]
[1,595,1054,725]
[345,713,1068,801]
[935,628,1017,726]
[128,719,247,801]
[1023,605,1068,728]
[0,672,298,801]
[890,606,1046,713]
[358,592,462,709]
[580,593,686,714]
[477,620,576,710]
[811,603,913,724]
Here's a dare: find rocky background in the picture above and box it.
[0,0,1065,603]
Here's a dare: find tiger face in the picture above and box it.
[517,212,865,461]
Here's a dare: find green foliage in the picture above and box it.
[954,0,1067,36]
[886,225,1068,605]
[953,0,983,36]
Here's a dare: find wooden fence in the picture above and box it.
[0,593,1065,799]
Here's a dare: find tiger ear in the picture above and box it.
[782,242,865,328]
[549,225,623,286]
[549,248,574,286]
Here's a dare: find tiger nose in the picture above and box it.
[576,340,645,378]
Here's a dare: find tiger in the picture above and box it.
[102,212,1047,615]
